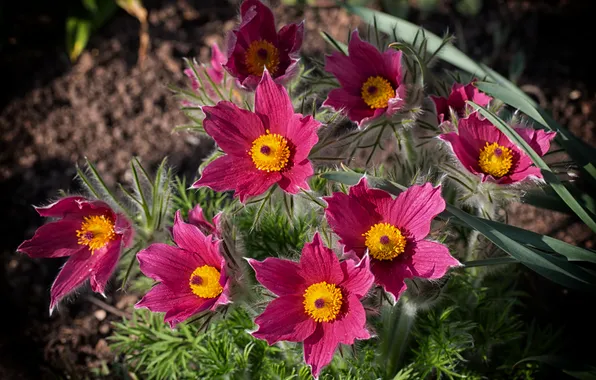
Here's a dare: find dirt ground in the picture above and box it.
[1,0,595,378]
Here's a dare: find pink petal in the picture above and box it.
[406,240,460,279]
[285,114,321,163]
[347,30,385,79]
[193,155,281,203]
[49,247,94,313]
[503,165,543,184]
[247,257,305,296]
[89,239,122,295]
[35,196,86,217]
[203,101,265,156]
[387,183,445,241]
[431,95,449,122]
[465,82,492,107]
[209,43,226,81]
[172,211,222,267]
[253,294,317,344]
[277,20,304,58]
[188,204,217,236]
[382,49,402,87]
[255,70,294,136]
[164,295,216,329]
[278,159,313,194]
[298,233,344,285]
[18,219,81,258]
[137,243,199,291]
[514,127,556,156]
[115,213,134,249]
[324,51,365,91]
[323,88,374,125]
[339,255,374,298]
[370,258,410,301]
[238,0,277,45]
[440,132,482,175]
[447,82,469,111]
[386,84,407,116]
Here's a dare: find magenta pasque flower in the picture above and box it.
[431,81,492,124]
[183,43,229,105]
[323,30,407,127]
[186,204,222,239]
[135,210,230,328]
[225,0,303,89]
[192,70,321,202]
[248,233,374,378]
[18,196,133,313]
[440,113,556,184]
[324,178,460,301]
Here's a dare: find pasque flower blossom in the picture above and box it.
[324,178,460,300]
[323,30,407,127]
[192,70,321,202]
[186,204,222,239]
[431,81,492,124]
[225,0,303,89]
[440,112,556,184]
[248,233,374,377]
[136,210,230,328]
[18,196,133,313]
[183,43,229,105]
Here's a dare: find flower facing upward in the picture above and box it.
[135,210,230,328]
[439,113,557,184]
[225,0,304,89]
[248,233,374,378]
[431,81,492,124]
[323,30,407,127]
[324,178,460,301]
[18,197,133,313]
[192,70,321,202]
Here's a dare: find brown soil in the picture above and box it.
[1,0,595,378]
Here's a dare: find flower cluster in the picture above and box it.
[17,0,563,378]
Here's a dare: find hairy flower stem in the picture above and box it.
[383,300,417,379]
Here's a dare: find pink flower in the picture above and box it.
[324,178,460,301]
[323,30,407,127]
[439,113,557,184]
[248,233,374,378]
[187,204,222,239]
[135,210,230,328]
[224,0,304,90]
[192,71,321,202]
[430,81,492,124]
[17,196,133,314]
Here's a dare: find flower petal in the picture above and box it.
[252,294,317,344]
[406,240,460,279]
[277,20,304,57]
[238,0,277,44]
[299,233,344,285]
[347,30,385,79]
[35,196,87,217]
[89,239,122,295]
[18,219,81,258]
[203,101,265,156]
[303,324,334,379]
[164,295,216,329]
[382,49,402,87]
[387,183,445,241]
[285,114,321,163]
[137,243,199,290]
[255,70,294,136]
[172,210,222,267]
[370,258,410,302]
[188,204,217,236]
[440,132,482,175]
[247,257,305,296]
[514,127,556,156]
[278,159,313,194]
[324,52,365,91]
[49,248,94,313]
[323,88,374,125]
[339,255,374,298]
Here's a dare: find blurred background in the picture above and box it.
[1,0,595,378]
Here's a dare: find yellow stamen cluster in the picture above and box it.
[363,222,407,261]
[76,215,116,254]
[303,281,343,322]
[478,142,514,178]
[244,39,280,76]
[249,130,291,172]
[361,76,395,109]
[189,265,224,299]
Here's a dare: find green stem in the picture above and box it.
[384,301,417,379]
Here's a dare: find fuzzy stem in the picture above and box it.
[384,300,417,379]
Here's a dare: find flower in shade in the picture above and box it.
[439,113,557,184]
[323,30,407,127]
[186,204,222,239]
[224,0,304,89]
[248,233,374,378]
[192,70,321,202]
[324,178,460,301]
[431,81,492,124]
[135,210,230,328]
[17,196,133,313]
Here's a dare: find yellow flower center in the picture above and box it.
[248,130,291,172]
[244,39,280,76]
[361,76,395,109]
[76,215,116,254]
[478,142,514,178]
[363,222,407,261]
[189,265,224,299]
[303,281,343,323]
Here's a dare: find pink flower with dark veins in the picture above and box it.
[18,196,134,314]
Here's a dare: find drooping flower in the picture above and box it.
[224,0,304,89]
[186,204,222,239]
[430,81,492,124]
[135,210,230,328]
[248,233,374,378]
[439,113,557,184]
[17,196,134,313]
[323,30,407,127]
[324,178,460,301]
[192,70,321,202]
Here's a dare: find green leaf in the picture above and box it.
[515,355,596,380]
[462,257,518,268]
[66,17,91,62]
[469,102,596,234]
[320,31,347,54]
